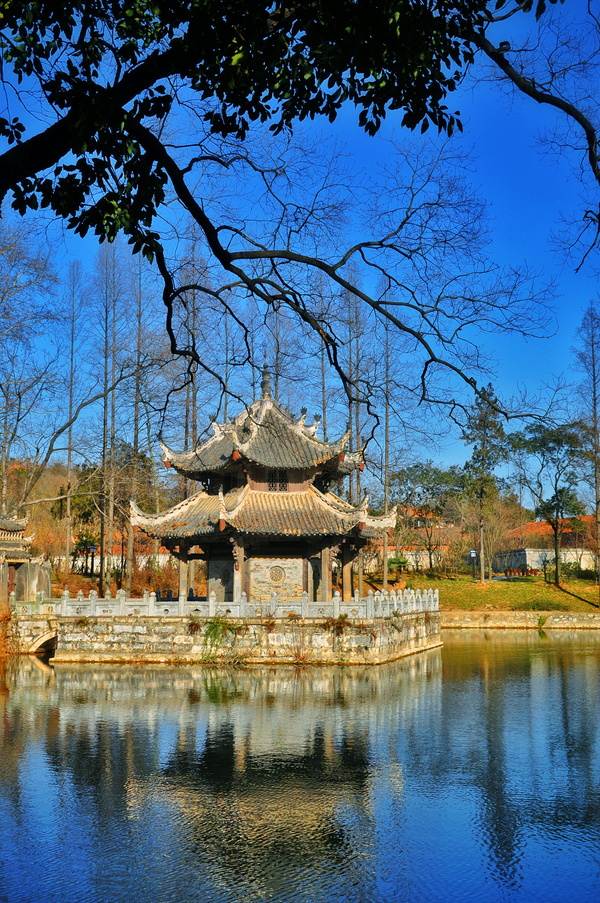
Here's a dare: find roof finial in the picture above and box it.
[260,358,272,399]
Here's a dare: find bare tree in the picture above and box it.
[573,300,600,587]
[473,3,600,268]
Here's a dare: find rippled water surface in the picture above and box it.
[1,631,600,902]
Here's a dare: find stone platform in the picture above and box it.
[11,610,441,666]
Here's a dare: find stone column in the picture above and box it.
[232,540,244,605]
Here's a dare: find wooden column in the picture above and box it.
[302,557,309,594]
[321,546,330,602]
[342,544,353,602]
[243,548,251,601]
[178,543,188,599]
[187,556,196,597]
[358,548,364,597]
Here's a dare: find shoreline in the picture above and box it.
[441,610,600,629]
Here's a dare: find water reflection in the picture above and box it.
[0,634,599,902]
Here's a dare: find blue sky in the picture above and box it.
[41,8,598,474]
[332,79,596,413]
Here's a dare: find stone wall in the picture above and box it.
[249,558,304,606]
[12,611,441,665]
[441,610,600,629]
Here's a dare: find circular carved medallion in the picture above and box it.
[269,565,285,585]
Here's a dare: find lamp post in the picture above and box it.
[470,549,477,581]
[89,544,97,579]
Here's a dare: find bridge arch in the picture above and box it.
[28,629,58,656]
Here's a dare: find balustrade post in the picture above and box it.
[61,589,69,616]
[301,591,309,619]
[240,591,247,618]
[149,592,156,616]
[366,589,374,620]
[89,590,97,616]
[374,590,381,617]
[209,590,217,617]
[333,590,341,618]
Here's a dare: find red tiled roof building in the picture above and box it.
[132,365,395,605]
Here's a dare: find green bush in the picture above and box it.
[388,556,409,572]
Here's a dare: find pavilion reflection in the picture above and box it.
[1,635,599,901]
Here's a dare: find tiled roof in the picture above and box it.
[227,487,359,536]
[506,514,594,541]
[0,516,26,533]
[161,396,361,476]
[131,488,242,539]
[132,485,395,541]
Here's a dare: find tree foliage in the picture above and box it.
[0,0,566,409]
[461,384,507,579]
[510,422,585,585]
[391,461,466,569]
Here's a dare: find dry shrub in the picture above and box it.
[130,561,179,597]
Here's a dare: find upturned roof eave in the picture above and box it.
[160,397,362,475]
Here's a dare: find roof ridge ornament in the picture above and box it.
[260,359,272,399]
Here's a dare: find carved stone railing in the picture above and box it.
[10,586,439,621]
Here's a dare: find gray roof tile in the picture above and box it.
[162,397,360,476]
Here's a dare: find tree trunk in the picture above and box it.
[383,320,389,590]
[554,524,561,586]
[479,512,485,582]
[125,258,143,597]
[64,264,79,585]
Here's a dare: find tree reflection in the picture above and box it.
[0,640,599,902]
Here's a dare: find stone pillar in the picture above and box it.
[232,541,244,605]
[366,589,374,620]
[187,557,196,598]
[320,546,330,603]
[333,590,341,618]
[301,591,309,618]
[178,544,188,601]
[342,544,353,602]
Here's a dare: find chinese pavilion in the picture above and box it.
[0,515,50,610]
[131,366,395,606]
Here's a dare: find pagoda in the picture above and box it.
[131,366,395,606]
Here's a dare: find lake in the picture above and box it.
[1,630,599,902]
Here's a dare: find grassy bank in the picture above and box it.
[395,574,600,613]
